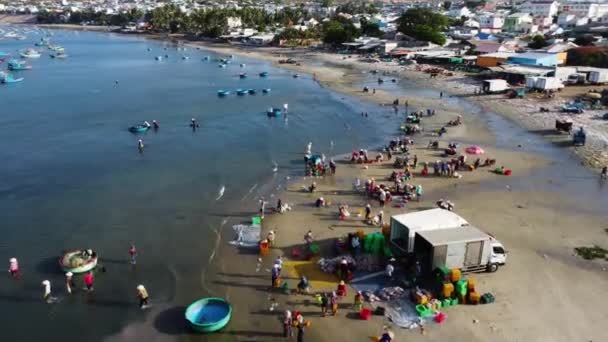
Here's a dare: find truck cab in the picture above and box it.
[488,241,507,272]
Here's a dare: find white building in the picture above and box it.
[227,17,242,30]
[504,12,534,32]
[448,6,471,18]
[519,1,559,18]
[559,1,608,20]
[478,14,505,32]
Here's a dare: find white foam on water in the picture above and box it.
[215,185,225,200]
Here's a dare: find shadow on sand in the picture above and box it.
[154,306,189,335]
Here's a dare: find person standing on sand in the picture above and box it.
[274,256,283,273]
[138,139,144,153]
[365,203,372,222]
[304,230,313,247]
[267,230,275,247]
[416,185,423,202]
[65,272,75,294]
[129,244,137,265]
[84,271,94,292]
[271,264,280,287]
[330,291,339,315]
[440,91,443,98]
[297,323,305,342]
[283,310,293,337]
[42,280,52,302]
[321,292,329,317]
[413,155,418,169]
[601,166,607,179]
[8,258,19,279]
[136,285,149,309]
[259,199,267,219]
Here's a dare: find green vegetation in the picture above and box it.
[37,9,144,26]
[574,246,608,261]
[573,34,596,46]
[528,35,548,49]
[360,18,383,38]
[397,8,448,45]
[274,27,321,45]
[567,48,608,68]
[322,17,360,46]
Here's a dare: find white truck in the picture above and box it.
[535,77,564,90]
[389,208,470,254]
[589,70,608,84]
[481,79,509,94]
[413,226,507,273]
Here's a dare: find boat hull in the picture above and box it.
[185,298,232,333]
[59,250,98,274]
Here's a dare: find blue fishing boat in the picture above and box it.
[259,72,269,77]
[239,73,247,79]
[267,107,283,117]
[240,63,246,67]
[248,89,256,95]
[2,75,24,84]
[293,74,300,78]
[219,64,226,68]
[8,60,32,70]
[217,90,231,97]
[185,298,232,333]
[128,124,150,133]
[155,56,163,61]
[262,88,271,94]
[0,52,10,57]
[203,56,209,61]
[182,56,190,60]
[236,89,248,96]
[20,49,41,58]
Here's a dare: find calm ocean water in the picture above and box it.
[0,28,403,340]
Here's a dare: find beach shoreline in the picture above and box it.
[4,23,608,342]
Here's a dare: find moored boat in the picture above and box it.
[8,60,32,70]
[267,107,283,117]
[236,89,248,96]
[262,88,271,94]
[128,124,151,133]
[259,72,268,77]
[217,90,231,97]
[239,73,247,79]
[20,49,41,58]
[248,89,256,95]
[185,298,232,333]
[59,249,98,274]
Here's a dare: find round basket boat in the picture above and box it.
[59,250,98,274]
[185,298,232,333]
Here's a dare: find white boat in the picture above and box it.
[20,49,41,58]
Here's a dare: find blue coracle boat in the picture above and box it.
[262,88,271,94]
[128,124,150,133]
[185,298,232,333]
[217,90,231,97]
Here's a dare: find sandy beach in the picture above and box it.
[4,24,608,341]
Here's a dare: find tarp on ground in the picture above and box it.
[384,298,423,329]
[228,224,260,247]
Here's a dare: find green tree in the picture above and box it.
[397,8,448,45]
[528,35,548,49]
[322,18,359,46]
[360,18,383,38]
[443,1,452,10]
[321,0,334,8]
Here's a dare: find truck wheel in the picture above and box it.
[487,263,498,273]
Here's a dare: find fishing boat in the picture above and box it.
[236,89,248,96]
[267,107,283,117]
[217,90,231,97]
[239,73,247,79]
[20,49,41,58]
[129,124,151,133]
[293,74,300,78]
[185,298,232,333]
[262,88,271,94]
[50,53,68,59]
[240,63,246,67]
[48,45,65,53]
[0,52,10,57]
[259,72,268,77]
[8,60,32,70]
[59,250,98,274]
[35,38,50,47]
[182,56,190,60]
[203,56,209,61]
[219,64,226,68]
[155,56,163,61]
[248,89,256,95]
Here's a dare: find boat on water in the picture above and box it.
[236,89,248,96]
[239,73,247,79]
[20,49,41,58]
[50,53,68,59]
[267,107,283,117]
[128,124,151,133]
[185,298,232,333]
[262,88,271,94]
[203,56,210,61]
[48,45,65,53]
[219,64,226,68]
[217,90,231,97]
[8,60,32,70]
[240,63,246,67]
[59,250,98,274]
[182,56,190,60]
[259,72,269,77]
[293,74,300,78]
[248,89,256,95]
[155,56,163,61]
[0,52,10,57]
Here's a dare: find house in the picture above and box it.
[518,1,559,18]
[557,13,578,28]
[540,41,578,64]
[448,6,471,18]
[227,17,242,30]
[464,19,480,28]
[477,52,516,67]
[248,34,275,45]
[470,40,513,54]
[559,1,608,20]
[478,14,505,33]
[508,52,559,67]
[504,13,534,32]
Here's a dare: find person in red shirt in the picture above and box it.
[84,271,94,291]
[129,244,137,265]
